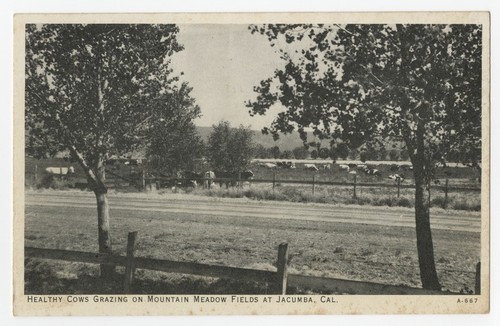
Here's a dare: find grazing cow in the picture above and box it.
[278,161,295,169]
[400,165,413,171]
[45,166,75,176]
[204,170,215,188]
[261,162,277,169]
[304,164,319,171]
[322,164,331,170]
[390,164,400,172]
[371,169,381,177]
[357,164,367,171]
[181,171,202,187]
[338,164,350,172]
[349,170,357,175]
[388,174,405,182]
[215,170,254,188]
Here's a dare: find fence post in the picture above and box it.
[397,177,401,198]
[141,169,146,191]
[275,243,289,295]
[34,164,38,181]
[59,167,63,180]
[353,174,357,199]
[475,261,481,295]
[312,175,316,195]
[272,172,276,193]
[123,231,138,293]
[444,178,449,208]
[238,172,241,189]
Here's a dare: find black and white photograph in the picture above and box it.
[12,12,490,315]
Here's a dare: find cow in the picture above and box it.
[215,170,254,188]
[357,164,367,171]
[260,162,277,169]
[322,164,331,170]
[278,161,295,169]
[45,166,75,176]
[390,164,400,172]
[204,170,215,189]
[388,174,405,182]
[400,165,413,171]
[371,169,382,177]
[304,164,319,171]
[180,171,202,187]
[338,164,350,172]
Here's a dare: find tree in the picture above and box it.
[310,149,318,159]
[252,144,268,159]
[270,146,281,159]
[207,121,254,173]
[26,24,186,278]
[247,24,481,290]
[145,84,204,174]
[292,146,309,159]
[318,147,330,159]
[281,150,294,159]
[388,149,400,162]
[335,143,350,160]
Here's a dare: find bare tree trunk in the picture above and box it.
[94,188,114,279]
[412,125,441,291]
[93,156,114,279]
[413,172,441,290]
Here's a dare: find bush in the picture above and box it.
[431,196,447,209]
[37,174,71,190]
[344,197,372,205]
[396,197,413,208]
[452,200,481,212]
[373,197,396,207]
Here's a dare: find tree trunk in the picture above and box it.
[94,158,113,279]
[411,124,441,291]
[413,173,441,290]
[94,188,114,279]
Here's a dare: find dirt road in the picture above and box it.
[25,191,481,233]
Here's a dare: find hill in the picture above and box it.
[196,126,327,151]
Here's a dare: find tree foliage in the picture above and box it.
[26,24,186,189]
[25,24,190,277]
[292,146,309,159]
[247,24,481,170]
[145,84,204,174]
[207,121,254,173]
[247,24,482,290]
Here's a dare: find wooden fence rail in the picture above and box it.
[25,232,478,295]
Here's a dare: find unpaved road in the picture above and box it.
[25,191,481,233]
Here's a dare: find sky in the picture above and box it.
[170,24,285,129]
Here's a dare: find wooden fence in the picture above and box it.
[25,232,480,295]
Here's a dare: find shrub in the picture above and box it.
[37,174,71,190]
[452,200,481,212]
[396,197,413,208]
[431,196,447,209]
[344,197,372,205]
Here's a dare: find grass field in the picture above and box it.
[25,191,480,294]
[25,156,481,211]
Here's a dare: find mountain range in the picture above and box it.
[195,126,328,151]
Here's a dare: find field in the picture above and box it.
[25,190,481,294]
[25,157,481,211]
